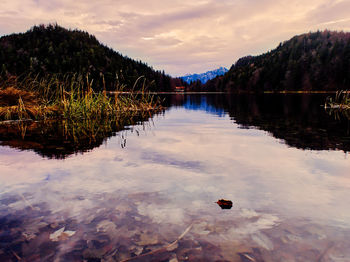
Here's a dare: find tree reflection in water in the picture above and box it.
[1,93,350,158]
[162,93,350,152]
[0,113,158,159]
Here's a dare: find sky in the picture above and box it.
[0,0,350,76]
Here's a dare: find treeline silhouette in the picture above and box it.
[201,31,350,92]
[0,24,184,91]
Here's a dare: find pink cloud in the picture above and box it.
[0,0,349,75]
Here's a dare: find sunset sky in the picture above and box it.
[0,0,350,76]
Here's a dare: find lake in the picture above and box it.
[0,93,350,261]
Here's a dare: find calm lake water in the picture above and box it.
[0,94,350,261]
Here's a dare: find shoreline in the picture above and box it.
[108,90,345,95]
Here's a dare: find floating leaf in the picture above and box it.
[216,199,233,209]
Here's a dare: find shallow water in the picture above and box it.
[0,94,350,261]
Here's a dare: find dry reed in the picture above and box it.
[0,73,162,121]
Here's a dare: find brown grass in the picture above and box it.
[0,87,38,119]
[0,87,39,106]
[0,87,58,120]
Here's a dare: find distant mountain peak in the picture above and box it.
[181,67,228,84]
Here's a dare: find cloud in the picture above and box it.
[306,0,350,28]
[1,108,350,227]
[0,0,349,75]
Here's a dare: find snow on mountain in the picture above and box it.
[180,67,228,84]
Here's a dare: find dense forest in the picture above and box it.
[2,26,350,93]
[0,24,183,91]
[201,31,350,92]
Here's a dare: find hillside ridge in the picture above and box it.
[0,24,182,91]
[202,30,350,92]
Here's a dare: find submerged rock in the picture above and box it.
[136,232,159,246]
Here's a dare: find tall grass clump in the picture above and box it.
[325,90,350,120]
[325,90,350,110]
[0,73,162,121]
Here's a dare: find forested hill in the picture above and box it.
[203,31,350,92]
[0,24,180,91]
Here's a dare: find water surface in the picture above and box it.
[0,94,350,261]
